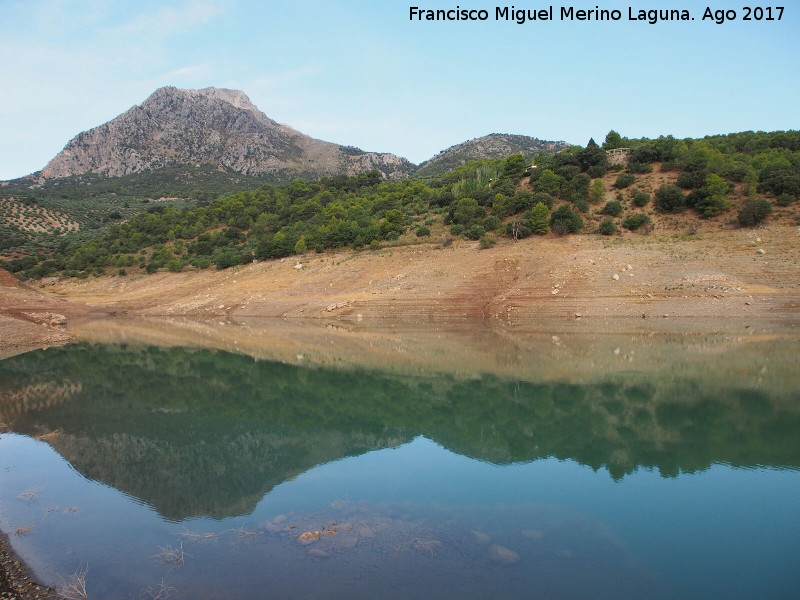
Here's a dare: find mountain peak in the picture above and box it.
[39,86,414,181]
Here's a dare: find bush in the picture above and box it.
[118,268,126,276]
[550,205,583,235]
[587,164,607,179]
[479,234,497,249]
[599,218,617,235]
[627,162,653,174]
[660,161,675,172]
[190,256,212,269]
[465,224,486,240]
[507,219,532,239]
[738,198,772,227]
[529,202,550,235]
[614,174,636,189]
[623,214,651,231]
[166,259,183,272]
[449,224,465,236]
[601,200,622,216]
[532,192,554,209]
[777,193,796,206]
[482,216,500,231]
[633,191,650,207]
[573,198,589,213]
[654,185,686,213]
[416,226,431,237]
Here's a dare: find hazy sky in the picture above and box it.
[1,0,798,179]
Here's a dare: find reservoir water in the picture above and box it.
[1,318,798,599]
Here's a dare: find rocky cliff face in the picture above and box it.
[40,87,414,181]
[415,133,570,178]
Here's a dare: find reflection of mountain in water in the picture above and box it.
[1,343,798,520]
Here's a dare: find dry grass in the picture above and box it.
[139,580,175,600]
[65,506,80,513]
[178,529,219,544]
[17,487,41,502]
[227,526,260,547]
[396,537,443,555]
[42,506,61,520]
[153,542,189,569]
[57,564,89,600]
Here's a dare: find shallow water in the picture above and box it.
[0,320,799,599]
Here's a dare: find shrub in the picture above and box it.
[738,198,772,227]
[166,259,183,272]
[449,224,465,236]
[777,193,796,206]
[465,224,486,240]
[623,214,651,231]
[697,195,732,218]
[660,161,675,172]
[550,205,583,235]
[601,200,622,216]
[587,164,607,178]
[118,268,126,276]
[190,256,212,269]
[633,191,650,207]
[654,185,686,213]
[529,202,550,235]
[614,174,636,189]
[479,234,497,249]
[416,226,431,237]
[589,180,605,204]
[573,198,589,213]
[627,162,653,174]
[599,218,617,235]
[482,216,500,231]
[532,192,554,209]
[507,219,532,239]
[294,237,307,254]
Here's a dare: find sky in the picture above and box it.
[1,0,798,179]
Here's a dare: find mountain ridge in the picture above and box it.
[37,86,415,182]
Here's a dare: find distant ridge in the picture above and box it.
[415,133,570,178]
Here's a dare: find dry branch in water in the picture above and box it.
[57,564,89,600]
[153,542,189,568]
[178,529,219,544]
[140,580,175,600]
[43,506,61,519]
[15,525,33,536]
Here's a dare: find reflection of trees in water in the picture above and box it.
[0,343,798,519]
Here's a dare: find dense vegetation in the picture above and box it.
[2,130,798,280]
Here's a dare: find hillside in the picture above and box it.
[415,133,570,178]
[33,86,414,182]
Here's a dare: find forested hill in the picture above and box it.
[415,133,570,178]
[3,129,798,280]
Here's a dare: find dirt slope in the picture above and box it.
[35,224,799,322]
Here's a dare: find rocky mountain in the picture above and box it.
[415,133,570,178]
[38,86,414,182]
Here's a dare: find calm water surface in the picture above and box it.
[0,320,798,599]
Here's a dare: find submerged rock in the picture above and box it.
[521,529,543,540]
[471,530,491,545]
[297,531,320,545]
[489,544,520,564]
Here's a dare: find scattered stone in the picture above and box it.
[307,548,328,558]
[294,263,304,270]
[757,249,765,255]
[471,530,491,545]
[358,527,375,539]
[574,312,582,319]
[551,288,559,295]
[297,531,320,545]
[613,347,620,355]
[612,273,619,281]
[489,544,520,564]
[272,514,287,524]
[626,264,632,270]
[555,549,573,559]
